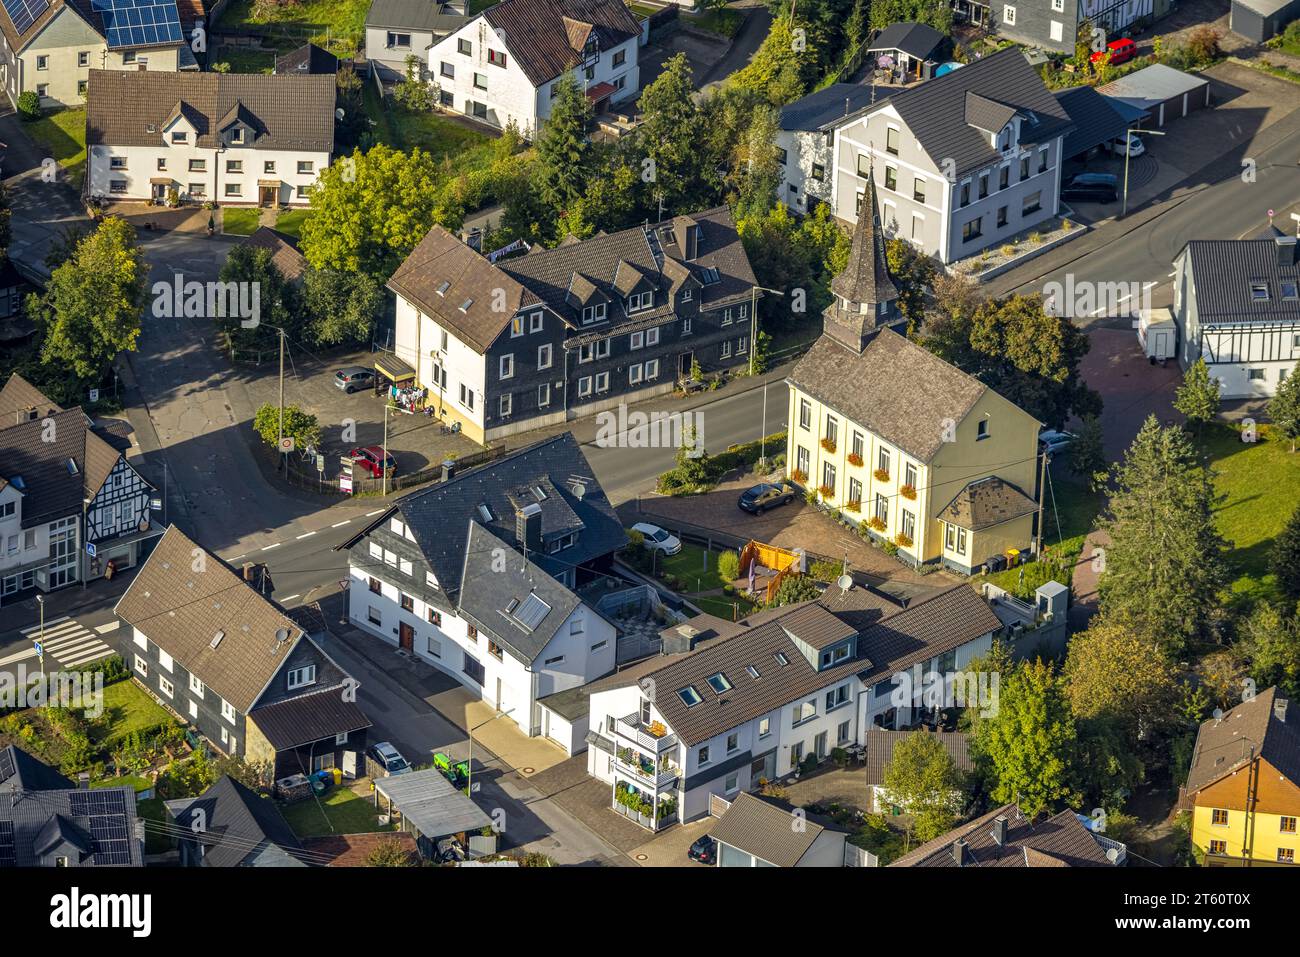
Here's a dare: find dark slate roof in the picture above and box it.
[482,0,642,87]
[366,0,469,32]
[0,747,142,868]
[867,21,945,61]
[938,476,1038,531]
[788,328,993,463]
[635,602,869,745]
[708,792,839,866]
[1185,687,1300,795]
[345,433,625,599]
[0,373,63,424]
[115,525,307,713]
[863,727,973,786]
[830,170,898,309]
[0,404,129,528]
[1180,237,1300,325]
[849,47,1072,178]
[168,776,305,868]
[890,803,1117,867]
[392,207,755,354]
[274,42,340,75]
[247,686,373,751]
[855,584,1003,683]
[1054,86,1135,159]
[456,521,583,663]
[779,83,882,132]
[242,227,308,283]
[86,70,336,152]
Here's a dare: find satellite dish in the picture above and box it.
[572,483,585,500]
[336,107,345,121]
[836,574,853,593]
[275,628,290,644]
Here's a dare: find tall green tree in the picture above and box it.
[886,238,936,331]
[1272,502,1300,605]
[31,216,146,379]
[881,731,963,843]
[532,73,595,216]
[302,267,383,347]
[1098,415,1229,652]
[217,243,300,351]
[1068,414,1107,490]
[637,53,709,215]
[1062,618,1178,741]
[1239,601,1300,701]
[1269,367,1300,452]
[298,144,440,280]
[974,659,1080,818]
[1174,357,1221,432]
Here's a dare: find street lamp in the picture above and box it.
[465,707,515,800]
[749,285,785,377]
[1121,125,1166,219]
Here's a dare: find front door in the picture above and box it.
[342,750,357,779]
[399,622,414,651]
[814,731,828,758]
[152,183,167,203]
[678,351,694,381]
[259,184,276,207]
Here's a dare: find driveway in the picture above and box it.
[1080,326,1184,462]
[0,109,47,179]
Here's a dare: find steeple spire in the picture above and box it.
[822,164,901,354]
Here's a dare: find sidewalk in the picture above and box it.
[0,568,138,638]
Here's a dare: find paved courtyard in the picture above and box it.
[1080,326,1184,462]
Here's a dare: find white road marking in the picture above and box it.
[94,621,120,634]
[331,520,351,528]
[296,531,317,540]
[281,593,300,602]
[366,510,384,517]
[17,618,114,666]
[261,542,282,551]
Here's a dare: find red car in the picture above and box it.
[348,446,396,477]
[1090,37,1137,66]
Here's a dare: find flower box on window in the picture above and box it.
[894,533,913,548]
[844,499,861,513]
[868,516,887,532]
[900,484,917,500]
[818,484,835,499]
[847,452,864,467]
[820,437,837,453]
[873,468,890,482]
[790,468,808,484]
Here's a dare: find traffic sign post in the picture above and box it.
[338,579,350,625]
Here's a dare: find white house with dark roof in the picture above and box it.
[365,0,469,84]
[83,69,335,207]
[1173,229,1300,399]
[776,82,879,215]
[388,206,757,443]
[337,433,621,750]
[0,0,189,109]
[424,0,640,135]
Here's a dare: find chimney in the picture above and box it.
[243,562,255,582]
[662,624,700,656]
[991,815,1008,846]
[77,772,90,790]
[1276,697,1289,723]
[951,838,968,867]
[441,459,457,483]
[515,502,543,552]
[1275,235,1298,267]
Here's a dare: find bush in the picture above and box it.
[1184,26,1222,64]
[808,559,841,582]
[16,90,39,120]
[717,550,741,581]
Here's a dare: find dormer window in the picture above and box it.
[171,131,187,143]
[627,291,653,313]
[231,128,245,145]
[582,303,606,323]
[1251,282,1271,301]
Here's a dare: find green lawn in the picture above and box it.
[274,207,310,238]
[984,470,1103,598]
[694,594,758,620]
[25,107,86,188]
[281,786,396,837]
[627,1,661,17]
[91,680,174,748]
[212,46,277,74]
[691,8,743,37]
[1202,422,1300,605]
[217,0,369,41]
[93,773,153,793]
[221,207,262,236]
[657,543,728,593]
[362,81,491,162]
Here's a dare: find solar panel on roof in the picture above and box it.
[69,790,136,866]
[0,748,14,784]
[0,821,15,867]
[512,593,551,631]
[3,0,49,36]
[91,0,183,49]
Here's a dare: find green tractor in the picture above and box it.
[433,752,470,789]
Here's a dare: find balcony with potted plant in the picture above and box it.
[820,437,837,454]
[873,468,891,483]
[900,483,917,500]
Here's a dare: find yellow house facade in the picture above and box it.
[1185,688,1300,867]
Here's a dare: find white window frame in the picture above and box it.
[287,665,317,690]
[499,354,514,379]
[538,343,552,369]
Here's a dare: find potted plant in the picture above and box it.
[868,516,887,532]
[789,468,808,484]
[895,532,913,548]
[847,452,864,467]
[900,484,917,500]
[844,499,861,513]
[818,484,835,499]
[820,437,837,453]
[873,468,890,482]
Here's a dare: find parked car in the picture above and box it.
[1061,181,1118,204]
[334,366,375,394]
[1105,132,1145,157]
[1090,37,1137,66]
[1067,172,1119,189]
[348,445,397,477]
[1039,429,1076,455]
[368,742,412,776]
[688,834,717,865]
[631,522,682,556]
[738,482,795,514]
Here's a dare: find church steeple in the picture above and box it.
[823,165,901,353]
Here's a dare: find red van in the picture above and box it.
[1091,37,1137,66]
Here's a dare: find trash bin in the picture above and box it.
[331,767,342,785]
[1005,548,1021,567]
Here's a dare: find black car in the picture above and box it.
[1061,181,1118,204]
[738,483,794,515]
[688,834,717,865]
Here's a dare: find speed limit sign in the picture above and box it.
[278,437,295,453]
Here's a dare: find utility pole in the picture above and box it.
[382,403,390,497]
[277,327,286,455]
[1034,450,1051,556]
[466,708,514,801]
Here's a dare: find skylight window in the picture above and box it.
[700,267,720,285]
[746,665,761,679]
[1251,282,1271,301]
[706,672,733,694]
[436,280,450,296]
[773,651,789,666]
[532,485,547,501]
[677,685,702,707]
[1283,281,1298,300]
[459,298,474,312]
[66,458,79,475]
[477,504,493,521]
[512,593,551,631]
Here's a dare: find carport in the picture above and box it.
[374,769,493,859]
[1055,85,1149,162]
[1098,64,1211,128]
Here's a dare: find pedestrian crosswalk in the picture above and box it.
[20,617,117,667]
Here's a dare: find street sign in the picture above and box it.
[33,640,42,657]
[150,497,163,511]
[88,388,99,403]
[278,437,295,453]
[85,542,97,558]
[339,473,353,494]
[315,454,325,473]
[338,579,350,591]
